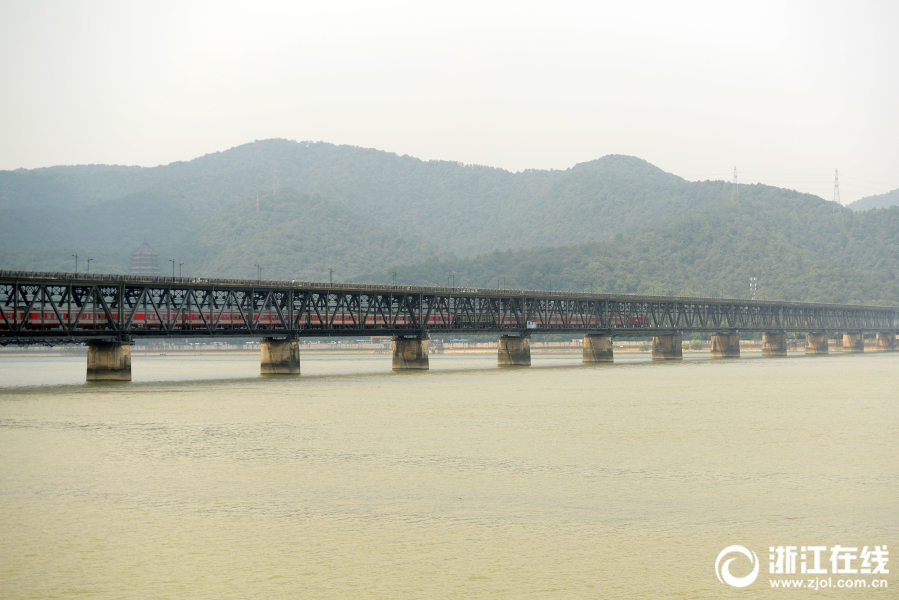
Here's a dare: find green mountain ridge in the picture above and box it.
[359,195,899,305]
[848,188,899,211]
[1,139,894,305]
[0,139,732,272]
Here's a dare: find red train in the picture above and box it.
[1,309,650,330]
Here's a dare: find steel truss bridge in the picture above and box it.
[1,271,897,346]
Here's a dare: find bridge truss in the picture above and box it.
[1,272,896,345]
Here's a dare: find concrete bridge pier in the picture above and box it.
[761,332,788,357]
[498,334,531,366]
[805,332,828,355]
[842,332,864,353]
[87,340,132,381]
[260,337,300,375]
[392,335,429,370]
[875,332,896,352]
[710,332,740,359]
[652,333,682,361]
[582,333,613,364]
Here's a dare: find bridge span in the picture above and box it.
[1,270,896,380]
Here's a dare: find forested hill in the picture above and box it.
[1,139,736,275]
[362,196,899,305]
[848,188,899,211]
[1,139,895,305]
[2,139,726,261]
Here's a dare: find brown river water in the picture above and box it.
[1,351,895,598]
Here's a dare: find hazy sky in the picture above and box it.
[2,0,897,203]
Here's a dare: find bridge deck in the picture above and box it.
[2,271,897,345]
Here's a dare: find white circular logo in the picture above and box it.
[715,545,760,588]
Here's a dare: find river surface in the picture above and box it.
[1,351,895,599]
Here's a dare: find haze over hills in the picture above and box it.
[848,188,899,211]
[1,139,896,305]
[362,193,899,305]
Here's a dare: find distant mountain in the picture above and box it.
[848,188,899,211]
[4,138,893,307]
[0,164,152,208]
[1,138,748,277]
[359,196,899,305]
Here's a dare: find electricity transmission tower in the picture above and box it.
[833,168,840,204]
[731,167,738,202]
